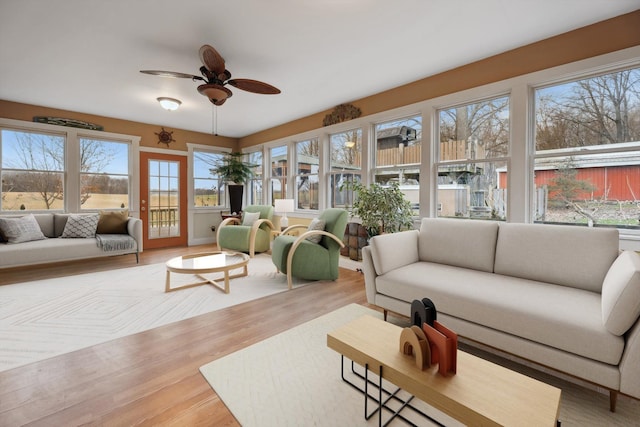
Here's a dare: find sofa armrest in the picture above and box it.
[127,217,143,253]
[620,318,640,399]
[362,245,378,305]
[369,230,419,275]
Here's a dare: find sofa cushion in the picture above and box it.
[60,214,99,238]
[494,223,619,293]
[369,230,419,275]
[375,262,625,365]
[0,214,47,243]
[602,251,640,336]
[417,218,499,273]
[97,210,129,234]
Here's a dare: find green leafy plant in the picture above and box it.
[210,152,255,184]
[345,181,414,237]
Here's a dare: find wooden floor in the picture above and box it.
[0,246,371,426]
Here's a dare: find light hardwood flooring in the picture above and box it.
[0,246,371,426]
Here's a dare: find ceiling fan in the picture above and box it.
[140,44,280,106]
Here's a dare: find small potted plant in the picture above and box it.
[346,181,414,238]
[210,152,255,214]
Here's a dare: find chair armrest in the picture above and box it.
[216,217,241,251]
[281,224,307,235]
[286,230,345,289]
[248,219,275,257]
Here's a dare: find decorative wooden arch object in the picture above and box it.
[322,103,362,126]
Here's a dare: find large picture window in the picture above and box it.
[1,129,65,211]
[247,150,264,205]
[269,145,288,202]
[295,138,319,210]
[79,138,130,210]
[330,129,362,208]
[374,116,421,213]
[533,67,640,228]
[437,95,509,220]
[193,150,226,208]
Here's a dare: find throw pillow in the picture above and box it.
[61,214,99,238]
[97,210,129,234]
[0,214,46,244]
[601,250,640,336]
[306,218,326,243]
[242,211,260,226]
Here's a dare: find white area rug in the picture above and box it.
[200,304,640,427]
[0,254,311,372]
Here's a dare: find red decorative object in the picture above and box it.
[422,320,458,376]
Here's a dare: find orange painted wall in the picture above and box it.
[0,99,237,151]
[239,10,640,148]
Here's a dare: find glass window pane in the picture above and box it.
[193,151,225,207]
[438,96,509,161]
[1,129,65,211]
[271,145,287,177]
[330,173,360,208]
[296,174,319,210]
[535,68,640,151]
[375,116,421,167]
[437,160,507,220]
[297,139,319,174]
[331,129,362,170]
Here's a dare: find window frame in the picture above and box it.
[0,118,139,214]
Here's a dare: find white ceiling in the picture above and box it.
[1,1,638,138]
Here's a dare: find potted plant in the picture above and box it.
[346,181,414,238]
[210,152,255,214]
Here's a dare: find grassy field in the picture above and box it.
[1,192,221,211]
[2,193,129,211]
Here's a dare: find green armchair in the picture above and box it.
[271,208,347,289]
[217,205,275,257]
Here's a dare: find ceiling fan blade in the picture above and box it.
[199,44,226,76]
[140,70,200,79]
[227,79,281,94]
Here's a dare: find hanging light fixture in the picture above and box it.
[157,97,182,111]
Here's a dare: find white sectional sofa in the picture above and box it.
[362,217,640,411]
[0,213,143,268]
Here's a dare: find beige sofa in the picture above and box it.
[0,213,143,268]
[362,217,640,411]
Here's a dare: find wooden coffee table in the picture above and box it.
[165,251,250,293]
[327,315,562,426]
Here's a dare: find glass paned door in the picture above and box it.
[140,151,187,249]
[148,159,180,238]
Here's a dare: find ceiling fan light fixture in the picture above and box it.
[157,97,181,111]
[197,84,233,104]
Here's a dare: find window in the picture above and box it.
[193,150,226,207]
[437,95,509,220]
[79,138,130,210]
[247,150,263,205]
[269,145,287,202]
[329,129,362,208]
[295,138,319,210]
[374,116,422,213]
[533,67,640,229]
[1,129,65,211]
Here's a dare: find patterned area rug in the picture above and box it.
[200,304,640,427]
[0,254,312,372]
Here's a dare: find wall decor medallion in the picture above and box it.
[155,127,176,146]
[33,116,103,131]
[322,103,362,126]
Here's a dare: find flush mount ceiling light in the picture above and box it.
[157,97,182,111]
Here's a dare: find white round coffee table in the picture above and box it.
[165,251,250,293]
